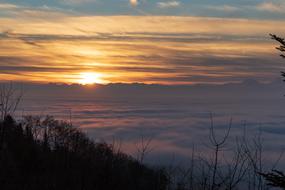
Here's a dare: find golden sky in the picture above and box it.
[1,3,285,84]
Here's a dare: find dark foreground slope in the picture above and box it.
[0,115,168,190]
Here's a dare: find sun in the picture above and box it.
[78,72,104,85]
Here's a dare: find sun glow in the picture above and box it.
[78,72,105,85]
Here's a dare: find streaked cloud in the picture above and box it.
[0,15,284,84]
[206,5,240,12]
[62,0,96,4]
[256,2,285,13]
[3,15,285,36]
[0,3,18,9]
[157,1,180,8]
[0,2,284,85]
[0,3,74,20]
[0,1,284,20]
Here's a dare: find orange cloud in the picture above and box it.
[0,15,284,84]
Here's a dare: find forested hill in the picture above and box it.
[0,115,168,190]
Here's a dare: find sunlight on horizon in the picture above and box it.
[0,15,284,84]
[78,72,106,85]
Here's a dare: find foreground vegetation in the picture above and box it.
[0,113,285,190]
[0,115,168,190]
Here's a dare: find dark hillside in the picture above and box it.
[0,115,168,190]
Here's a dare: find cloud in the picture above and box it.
[62,0,96,5]
[157,1,180,8]
[206,5,240,12]
[0,15,285,84]
[130,0,138,7]
[256,2,285,13]
[0,3,73,19]
[16,80,285,165]
[0,3,18,9]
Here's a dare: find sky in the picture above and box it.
[1,0,285,85]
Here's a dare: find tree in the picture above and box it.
[259,170,285,189]
[0,82,23,121]
[270,34,285,58]
[258,34,285,189]
[0,115,169,190]
[270,34,285,80]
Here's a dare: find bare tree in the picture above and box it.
[135,132,154,164]
[241,128,267,190]
[209,114,232,190]
[0,83,23,153]
[154,116,281,190]
[223,137,250,190]
[0,82,23,120]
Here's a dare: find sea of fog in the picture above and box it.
[15,80,285,168]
